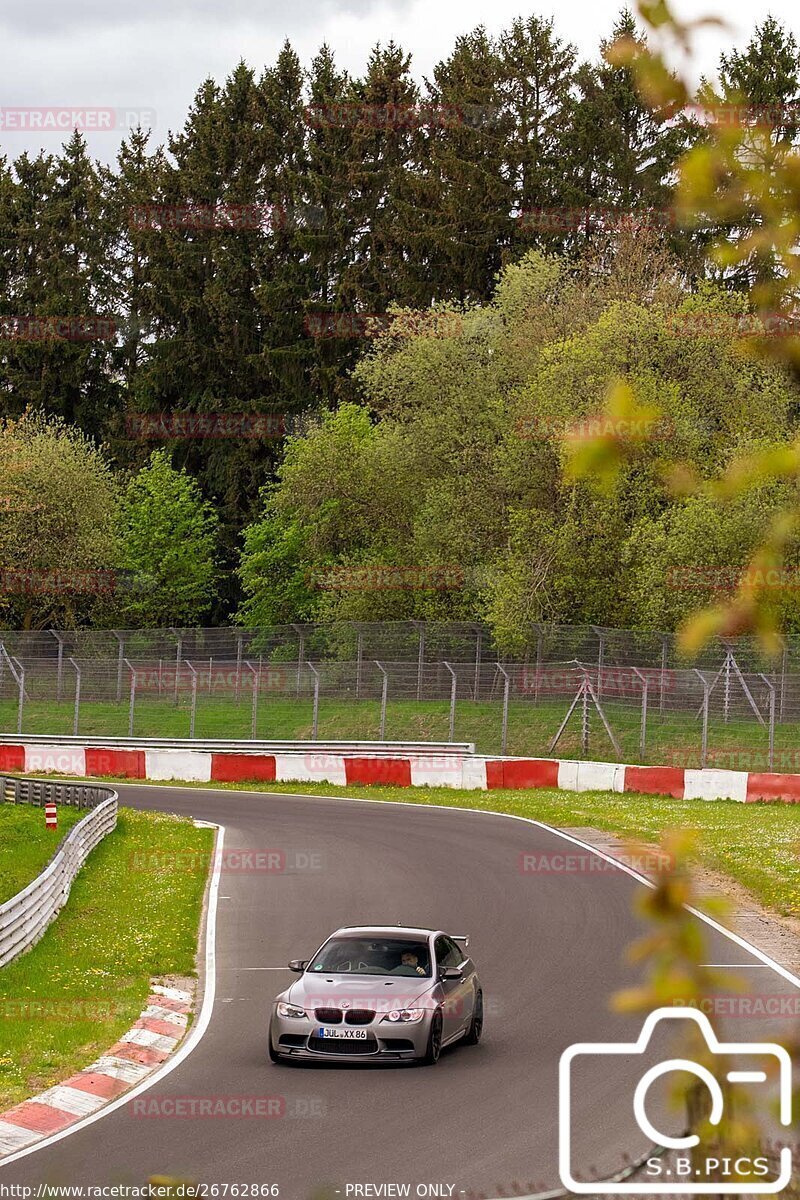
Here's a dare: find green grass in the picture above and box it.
[0,808,213,1109]
[98,776,800,919]
[0,693,784,771]
[0,803,84,905]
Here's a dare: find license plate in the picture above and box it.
[317,1026,368,1040]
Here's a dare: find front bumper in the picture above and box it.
[269,1013,431,1061]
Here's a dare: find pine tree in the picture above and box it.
[564,11,689,240]
[338,42,421,311]
[411,27,513,303]
[498,16,578,255]
[1,135,119,434]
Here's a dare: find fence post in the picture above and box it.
[185,661,198,738]
[474,628,482,701]
[534,626,543,704]
[758,673,776,772]
[307,662,320,740]
[234,632,244,703]
[495,664,510,756]
[416,623,425,702]
[169,628,182,705]
[208,656,213,692]
[443,661,457,744]
[375,661,388,741]
[248,662,259,739]
[68,657,81,737]
[693,669,709,769]
[590,626,605,701]
[356,629,364,700]
[632,667,648,761]
[124,659,137,736]
[291,624,305,696]
[112,631,125,703]
[660,636,668,713]
[779,640,787,723]
[12,657,24,735]
[50,630,65,703]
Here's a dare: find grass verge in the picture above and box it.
[0,807,213,1109]
[77,775,800,919]
[0,803,84,905]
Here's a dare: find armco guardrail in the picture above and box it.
[0,735,473,755]
[0,776,118,968]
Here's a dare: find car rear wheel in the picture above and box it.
[464,991,483,1045]
[420,1010,443,1065]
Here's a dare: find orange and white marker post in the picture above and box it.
[44,802,57,830]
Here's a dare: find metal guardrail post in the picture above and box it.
[759,673,776,771]
[185,661,198,738]
[307,662,320,740]
[443,661,457,743]
[124,659,137,736]
[375,661,388,741]
[68,657,81,736]
[495,664,510,756]
[693,669,710,769]
[248,662,259,738]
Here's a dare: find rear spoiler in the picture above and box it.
[452,934,470,947]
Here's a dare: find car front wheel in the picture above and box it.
[268,1034,283,1063]
[420,1010,443,1065]
[463,990,483,1045]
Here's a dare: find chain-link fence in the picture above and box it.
[1,621,800,769]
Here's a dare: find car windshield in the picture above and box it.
[309,936,432,977]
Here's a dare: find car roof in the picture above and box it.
[333,926,439,938]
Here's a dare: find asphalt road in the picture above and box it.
[1,785,797,1199]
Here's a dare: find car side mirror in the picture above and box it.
[440,966,462,980]
[288,959,308,973]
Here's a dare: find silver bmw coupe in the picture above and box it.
[268,925,483,1065]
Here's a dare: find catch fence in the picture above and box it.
[0,621,798,770]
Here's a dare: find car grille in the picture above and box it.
[345,1009,375,1025]
[313,1008,376,1025]
[315,1007,342,1024]
[307,1035,378,1055]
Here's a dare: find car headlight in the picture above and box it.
[277,1001,307,1019]
[381,1008,425,1023]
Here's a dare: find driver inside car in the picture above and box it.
[391,950,427,976]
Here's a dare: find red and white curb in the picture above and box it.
[4,740,800,803]
[0,984,192,1158]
